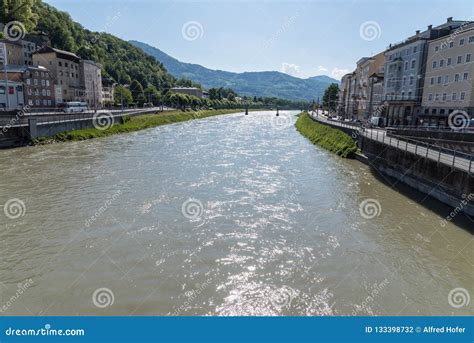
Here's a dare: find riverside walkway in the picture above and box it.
[309,112,473,174]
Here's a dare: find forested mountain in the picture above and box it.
[2,0,182,90]
[130,40,339,101]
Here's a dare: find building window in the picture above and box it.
[432,61,437,68]
[444,75,449,84]
[437,76,442,84]
[411,59,416,69]
[0,86,5,94]
[408,91,412,99]
[455,74,460,82]
[460,92,465,100]
[414,46,417,53]
[47,100,52,106]
[435,46,439,52]
[463,72,469,80]
[449,41,454,48]
[452,92,457,100]
[35,99,40,106]
[26,78,31,85]
[428,94,433,101]
[430,77,434,85]
[459,38,465,46]
[65,62,68,67]
[435,94,439,101]
[442,93,447,101]
[409,76,414,85]
[447,57,452,66]
[58,61,62,67]
[34,79,38,85]
[439,59,444,67]
[470,36,474,43]
[457,55,462,64]
[467,54,471,63]
[47,89,51,96]
[404,61,408,70]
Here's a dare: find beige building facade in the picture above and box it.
[80,60,103,108]
[421,22,474,126]
[32,47,83,104]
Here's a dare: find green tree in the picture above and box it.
[144,85,160,105]
[114,86,133,106]
[322,83,339,112]
[1,0,39,31]
[129,80,144,103]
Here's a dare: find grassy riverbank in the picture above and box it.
[32,109,248,145]
[295,112,357,158]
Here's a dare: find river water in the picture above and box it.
[0,110,472,316]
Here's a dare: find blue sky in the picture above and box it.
[45,0,473,80]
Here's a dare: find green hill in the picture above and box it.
[130,40,339,101]
[18,0,177,89]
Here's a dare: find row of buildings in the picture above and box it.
[337,18,474,127]
[0,32,115,111]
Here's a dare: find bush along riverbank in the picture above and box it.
[32,109,249,145]
[295,112,357,158]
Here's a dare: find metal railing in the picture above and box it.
[309,112,473,174]
[0,107,167,128]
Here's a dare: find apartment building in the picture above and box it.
[0,80,25,110]
[337,73,352,117]
[0,65,55,109]
[337,52,384,120]
[0,39,23,65]
[383,17,469,126]
[421,22,474,126]
[80,60,103,108]
[32,47,84,104]
[102,77,116,106]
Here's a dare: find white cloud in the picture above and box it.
[331,67,350,80]
[317,65,329,73]
[281,63,300,77]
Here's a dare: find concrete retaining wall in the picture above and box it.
[313,117,474,216]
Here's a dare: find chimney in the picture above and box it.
[428,25,432,30]
[416,30,420,34]
[447,17,453,22]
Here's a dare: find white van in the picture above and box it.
[61,102,88,113]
